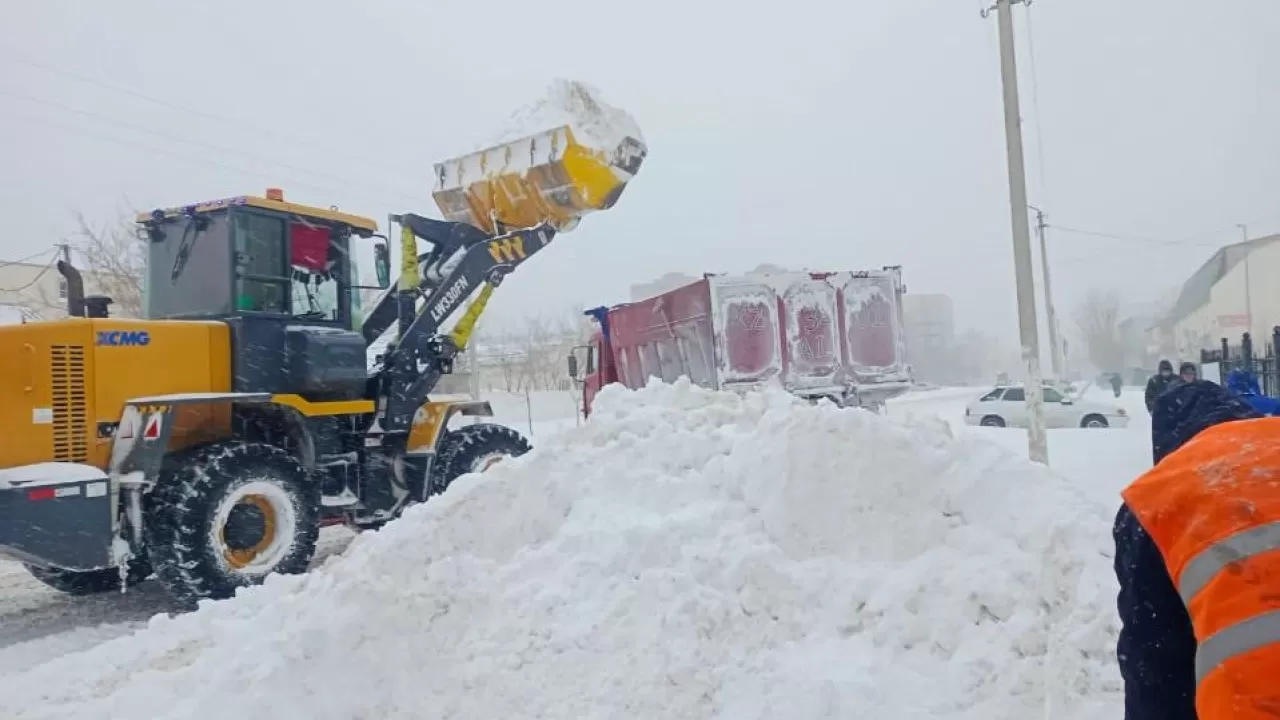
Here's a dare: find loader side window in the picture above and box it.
[234,213,289,313]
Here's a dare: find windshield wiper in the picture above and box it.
[169,216,206,284]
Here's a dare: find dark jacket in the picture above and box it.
[1144,361,1177,413]
[1223,369,1280,416]
[1114,381,1262,720]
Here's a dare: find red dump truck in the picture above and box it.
[570,267,912,416]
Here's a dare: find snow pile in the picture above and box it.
[486,78,645,154]
[0,381,1121,719]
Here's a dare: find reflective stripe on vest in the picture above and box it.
[1178,520,1280,604]
[1121,417,1280,717]
[1176,522,1280,683]
[1196,609,1280,684]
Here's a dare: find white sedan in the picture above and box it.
[963,385,1130,429]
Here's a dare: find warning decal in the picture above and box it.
[143,414,163,440]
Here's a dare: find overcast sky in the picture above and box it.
[3,0,1277,347]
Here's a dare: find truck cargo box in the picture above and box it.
[584,268,910,411]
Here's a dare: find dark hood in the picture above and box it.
[1151,380,1261,464]
[1157,359,1173,373]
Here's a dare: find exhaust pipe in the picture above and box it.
[56,260,85,318]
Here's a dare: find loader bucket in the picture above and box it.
[432,124,647,236]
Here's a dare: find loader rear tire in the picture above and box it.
[144,441,320,605]
[23,557,152,596]
[430,423,531,497]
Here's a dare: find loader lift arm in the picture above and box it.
[359,213,490,346]
[371,217,558,438]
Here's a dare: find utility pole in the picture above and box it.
[986,0,1047,465]
[1238,223,1253,335]
[1029,205,1061,381]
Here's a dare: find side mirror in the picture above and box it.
[1061,398,1074,405]
[567,353,580,381]
[373,241,391,289]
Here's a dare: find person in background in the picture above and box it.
[1224,368,1280,416]
[1110,372,1124,398]
[1179,361,1198,384]
[1115,381,1280,719]
[1144,360,1177,414]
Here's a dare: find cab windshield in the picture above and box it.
[143,212,233,319]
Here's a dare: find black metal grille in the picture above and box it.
[50,344,88,462]
[1200,328,1280,397]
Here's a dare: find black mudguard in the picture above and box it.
[0,465,114,571]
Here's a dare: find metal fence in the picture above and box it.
[1200,327,1280,397]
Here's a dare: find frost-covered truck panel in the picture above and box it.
[576,268,911,414]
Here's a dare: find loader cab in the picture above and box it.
[136,191,391,400]
[136,191,390,331]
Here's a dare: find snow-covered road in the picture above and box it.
[0,384,1150,713]
[891,384,1153,508]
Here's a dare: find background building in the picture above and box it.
[0,260,81,321]
[0,258,134,322]
[1161,234,1280,359]
[903,293,957,384]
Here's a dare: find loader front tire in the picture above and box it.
[144,441,319,605]
[23,557,152,596]
[430,423,531,497]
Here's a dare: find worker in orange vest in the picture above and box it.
[1115,379,1280,719]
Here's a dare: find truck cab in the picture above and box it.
[571,324,614,418]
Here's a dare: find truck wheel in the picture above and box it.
[430,424,531,496]
[144,442,320,604]
[23,556,152,596]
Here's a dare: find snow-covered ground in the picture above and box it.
[0,383,1146,717]
[890,384,1152,508]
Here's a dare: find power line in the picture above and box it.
[1049,224,1223,248]
[0,255,58,293]
[0,87,421,205]
[0,45,411,181]
[6,109,412,210]
[0,247,57,269]
[1023,3,1050,205]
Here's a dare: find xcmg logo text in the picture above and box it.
[96,331,151,347]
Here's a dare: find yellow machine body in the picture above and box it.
[0,318,234,471]
[432,125,646,235]
[0,314,491,471]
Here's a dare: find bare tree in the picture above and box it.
[472,306,588,393]
[1074,288,1124,372]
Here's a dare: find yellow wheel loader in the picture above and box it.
[0,119,646,604]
